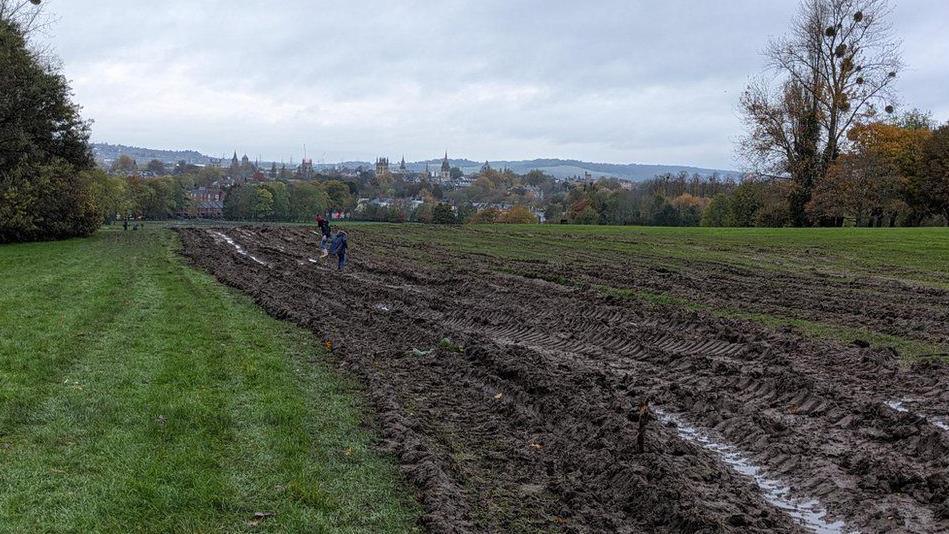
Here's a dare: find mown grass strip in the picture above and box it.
[0,229,420,532]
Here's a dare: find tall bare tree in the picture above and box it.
[739,0,902,225]
[0,0,47,36]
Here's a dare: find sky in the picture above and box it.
[36,0,949,169]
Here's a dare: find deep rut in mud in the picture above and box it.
[177,226,949,533]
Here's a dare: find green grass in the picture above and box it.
[0,229,420,532]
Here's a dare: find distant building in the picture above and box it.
[375,157,390,177]
[440,152,451,183]
[188,187,225,218]
[398,155,407,174]
[224,151,261,181]
[298,158,314,180]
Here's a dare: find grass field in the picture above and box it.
[352,223,949,359]
[0,228,420,532]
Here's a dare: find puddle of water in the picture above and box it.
[212,232,268,266]
[885,400,949,431]
[885,400,908,413]
[654,408,850,534]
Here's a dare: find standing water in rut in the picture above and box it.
[654,408,852,534]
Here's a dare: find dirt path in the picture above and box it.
[177,226,949,533]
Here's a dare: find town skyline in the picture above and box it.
[91,142,739,182]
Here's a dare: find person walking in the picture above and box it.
[329,230,349,271]
[315,214,331,258]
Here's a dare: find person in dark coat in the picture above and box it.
[315,214,331,257]
[329,231,348,271]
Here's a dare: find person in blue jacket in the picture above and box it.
[329,231,349,271]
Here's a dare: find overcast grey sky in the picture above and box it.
[41,0,949,169]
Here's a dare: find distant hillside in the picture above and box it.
[92,143,213,165]
[409,157,736,181]
[93,143,737,181]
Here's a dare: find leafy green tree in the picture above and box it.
[701,194,729,226]
[263,181,290,220]
[323,180,353,211]
[726,182,764,227]
[0,15,102,241]
[224,184,257,220]
[570,200,599,225]
[0,160,103,241]
[524,170,549,187]
[455,202,477,223]
[254,187,274,220]
[193,166,223,187]
[110,155,138,176]
[289,181,329,221]
[651,196,680,226]
[140,177,177,219]
[90,170,128,223]
[432,203,456,224]
[146,159,167,175]
[414,202,434,223]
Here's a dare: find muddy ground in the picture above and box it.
[177,226,949,533]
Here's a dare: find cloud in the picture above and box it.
[39,0,949,169]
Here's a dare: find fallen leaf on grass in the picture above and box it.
[529,443,543,449]
[494,393,503,400]
[248,512,276,527]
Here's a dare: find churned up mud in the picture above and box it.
[177,226,949,533]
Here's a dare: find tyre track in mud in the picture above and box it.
[384,230,949,346]
[184,227,800,532]
[427,267,949,532]
[177,226,949,533]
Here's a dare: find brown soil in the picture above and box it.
[177,226,949,533]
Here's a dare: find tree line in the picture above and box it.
[222,180,353,221]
